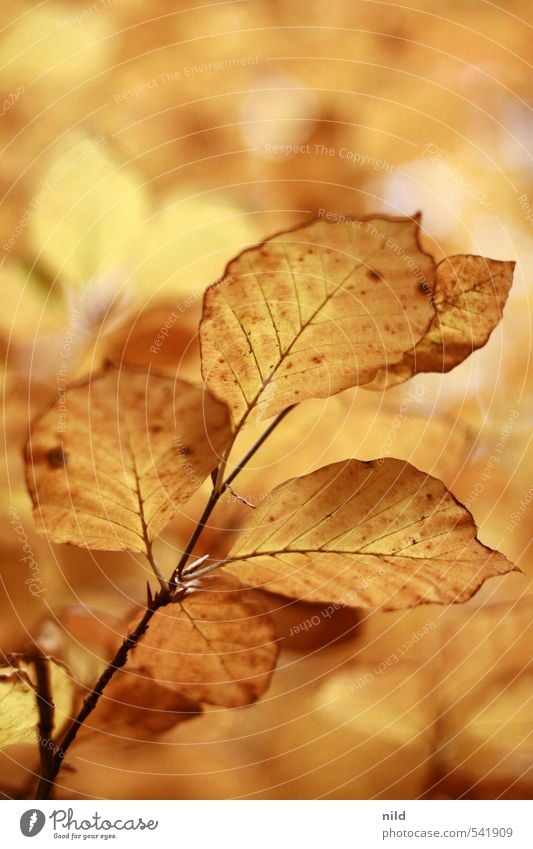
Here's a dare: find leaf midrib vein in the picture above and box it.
[231,241,385,432]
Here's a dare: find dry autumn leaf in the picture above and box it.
[87,670,202,737]
[200,215,435,428]
[36,608,203,737]
[365,255,515,390]
[25,363,232,554]
[224,458,514,610]
[0,655,76,749]
[132,574,279,707]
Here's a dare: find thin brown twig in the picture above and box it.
[34,587,175,799]
[32,654,55,786]
[33,403,295,799]
[171,404,295,584]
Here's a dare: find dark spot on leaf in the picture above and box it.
[46,446,69,469]
[177,445,191,456]
[150,425,162,434]
[311,354,324,364]
[367,269,382,281]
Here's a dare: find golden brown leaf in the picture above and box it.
[25,363,231,553]
[132,574,279,707]
[366,255,515,389]
[201,215,435,427]
[88,670,202,737]
[225,458,515,610]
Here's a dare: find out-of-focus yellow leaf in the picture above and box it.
[29,136,150,289]
[0,262,66,343]
[366,255,515,390]
[225,458,514,610]
[27,138,264,330]
[201,215,435,427]
[135,194,264,308]
[0,4,112,87]
[0,655,76,749]
[25,363,232,552]
[132,574,279,707]
[0,664,39,747]
[0,262,74,384]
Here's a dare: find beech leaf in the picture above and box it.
[88,671,202,737]
[365,255,515,389]
[25,364,232,553]
[200,215,435,427]
[224,458,515,610]
[0,655,76,749]
[132,574,279,707]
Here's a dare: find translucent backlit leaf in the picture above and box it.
[366,255,515,389]
[25,364,232,552]
[132,574,279,707]
[225,458,515,610]
[89,671,202,737]
[201,215,435,427]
